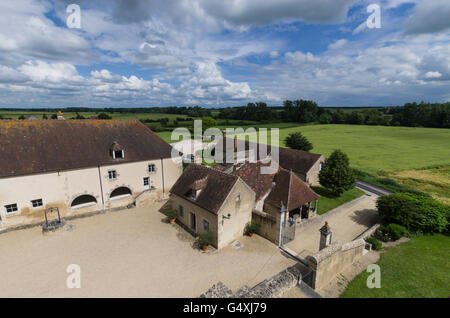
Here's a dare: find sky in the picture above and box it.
[0,0,449,108]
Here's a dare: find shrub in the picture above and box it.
[198,232,214,248]
[245,222,261,234]
[386,223,408,241]
[365,237,382,251]
[374,225,391,242]
[377,193,449,233]
[165,209,177,220]
[98,112,112,120]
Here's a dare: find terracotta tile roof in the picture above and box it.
[219,160,320,211]
[0,120,177,178]
[266,168,319,211]
[170,164,240,214]
[215,137,323,175]
[227,161,278,201]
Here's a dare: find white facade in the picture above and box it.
[0,157,182,230]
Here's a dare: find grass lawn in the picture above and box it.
[312,187,366,215]
[341,234,450,298]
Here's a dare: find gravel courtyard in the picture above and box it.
[0,201,295,298]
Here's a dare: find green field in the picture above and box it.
[267,124,450,175]
[312,187,366,215]
[341,234,450,298]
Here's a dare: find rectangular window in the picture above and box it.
[31,199,43,208]
[203,219,210,232]
[4,204,18,215]
[108,170,117,180]
[148,164,156,173]
[179,205,184,218]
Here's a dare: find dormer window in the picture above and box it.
[113,150,124,159]
[110,141,124,160]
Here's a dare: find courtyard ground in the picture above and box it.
[0,201,295,298]
[286,192,380,257]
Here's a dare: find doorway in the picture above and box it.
[143,177,150,190]
[190,212,196,231]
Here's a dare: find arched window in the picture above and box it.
[71,195,97,208]
[110,187,132,200]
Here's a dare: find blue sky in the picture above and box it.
[0,0,449,108]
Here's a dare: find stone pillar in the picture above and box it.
[319,222,332,251]
[276,203,287,246]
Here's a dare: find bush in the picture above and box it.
[165,209,177,220]
[245,222,261,234]
[377,193,449,233]
[365,237,382,251]
[386,223,409,241]
[198,232,214,248]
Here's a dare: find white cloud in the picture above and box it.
[425,71,442,79]
[328,39,348,50]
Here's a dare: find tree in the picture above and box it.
[319,149,355,196]
[284,132,313,152]
[98,112,112,120]
[42,114,48,119]
[201,116,217,133]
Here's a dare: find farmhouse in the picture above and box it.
[0,120,183,231]
[170,159,320,249]
[213,136,325,186]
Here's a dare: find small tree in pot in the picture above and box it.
[165,209,177,224]
[245,222,261,237]
[198,232,214,251]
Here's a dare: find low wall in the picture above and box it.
[307,239,366,290]
[200,265,301,298]
[252,210,277,243]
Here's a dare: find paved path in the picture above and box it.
[285,192,380,257]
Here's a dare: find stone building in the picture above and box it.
[169,164,256,249]
[213,137,325,186]
[0,120,183,231]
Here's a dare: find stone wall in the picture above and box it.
[200,265,301,298]
[307,239,366,290]
[252,210,278,244]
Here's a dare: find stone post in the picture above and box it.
[319,222,332,251]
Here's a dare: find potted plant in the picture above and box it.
[198,232,214,251]
[245,222,261,237]
[166,209,177,224]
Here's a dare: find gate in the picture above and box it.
[282,218,296,244]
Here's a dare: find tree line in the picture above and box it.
[217,100,449,128]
